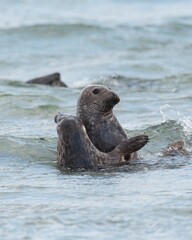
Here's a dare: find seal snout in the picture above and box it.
[111,91,120,104]
[55,112,72,123]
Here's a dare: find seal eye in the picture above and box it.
[92,88,100,94]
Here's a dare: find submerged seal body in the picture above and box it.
[162,140,189,157]
[76,85,138,160]
[55,113,149,170]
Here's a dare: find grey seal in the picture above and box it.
[26,72,67,87]
[162,140,189,157]
[55,113,149,170]
[76,85,139,161]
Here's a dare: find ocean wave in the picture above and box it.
[1,119,190,158]
[139,120,191,156]
[0,136,57,163]
[92,73,192,91]
[0,22,109,36]
[1,72,192,92]
[1,19,192,36]
[0,119,191,174]
[1,0,192,30]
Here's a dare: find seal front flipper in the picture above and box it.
[116,135,149,155]
[107,135,149,166]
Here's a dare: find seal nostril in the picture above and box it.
[111,92,120,102]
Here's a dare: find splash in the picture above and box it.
[160,104,192,147]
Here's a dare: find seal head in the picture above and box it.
[77,85,120,118]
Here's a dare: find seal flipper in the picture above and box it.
[116,135,149,155]
[107,135,149,166]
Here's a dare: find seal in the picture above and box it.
[76,85,139,161]
[55,113,149,170]
[162,140,189,157]
[26,72,67,87]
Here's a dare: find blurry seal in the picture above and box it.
[55,113,149,170]
[77,85,139,160]
[26,72,67,87]
[162,140,189,157]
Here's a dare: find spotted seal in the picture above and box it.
[76,85,139,161]
[55,113,149,170]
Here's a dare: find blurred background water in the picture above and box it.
[0,0,192,239]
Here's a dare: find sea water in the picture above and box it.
[0,0,191,239]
